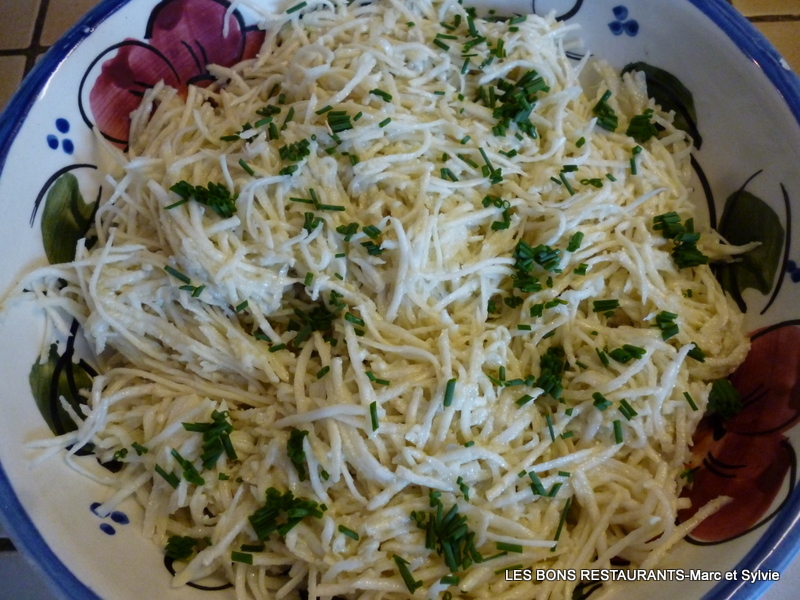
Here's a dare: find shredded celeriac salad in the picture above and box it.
[11,0,751,598]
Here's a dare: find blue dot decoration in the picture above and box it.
[623,20,639,36]
[47,119,74,154]
[111,511,130,525]
[89,501,129,535]
[788,260,800,283]
[608,5,639,37]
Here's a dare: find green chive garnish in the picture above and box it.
[444,378,457,407]
[369,401,379,431]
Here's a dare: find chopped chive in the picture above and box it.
[344,312,365,326]
[218,473,230,480]
[516,394,533,406]
[354,111,363,121]
[558,471,571,477]
[567,232,584,252]
[286,1,306,14]
[592,299,619,313]
[235,300,249,313]
[315,105,333,115]
[559,172,575,195]
[338,525,360,540]
[304,272,313,286]
[393,555,423,593]
[335,252,346,258]
[613,420,623,443]
[464,441,475,447]
[132,442,148,455]
[529,471,546,496]
[684,391,699,411]
[164,265,191,284]
[596,348,609,366]
[282,106,295,127]
[369,88,393,102]
[269,343,286,353]
[545,413,555,442]
[240,543,265,552]
[363,225,381,239]
[618,399,638,420]
[551,497,571,551]
[441,575,460,585]
[576,137,586,148]
[458,153,478,168]
[518,324,531,331]
[688,343,706,362]
[573,263,588,276]
[369,401,379,431]
[561,431,574,439]
[441,167,458,182]
[379,117,391,128]
[592,392,611,411]
[316,365,330,379]
[444,378,457,407]
[433,39,450,51]
[549,482,563,497]
[495,542,523,553]
[231,551,253,564]
[155,464,179,489]
[365,371,390,386]
[165,198,189,210]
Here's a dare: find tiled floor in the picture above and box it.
[0,0,799,599]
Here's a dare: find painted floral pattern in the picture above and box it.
[679,322,800,543]
[83,0,264,146]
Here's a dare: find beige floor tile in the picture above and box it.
[41,0,103,46]
[0,55,27,113]
[732,0,800,17]
[753,21,800,73]
[0,0,42,50]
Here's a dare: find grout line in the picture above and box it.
[23,0,52,75]
[747,14,800,23]
[0,538,17,552]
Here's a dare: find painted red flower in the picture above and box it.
[80,0,265,146]
[678,321,800,543]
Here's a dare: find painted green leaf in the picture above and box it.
[716,189,785,313]
[622,62,702,148]
[29,343,93,436]
[40,172,96,264]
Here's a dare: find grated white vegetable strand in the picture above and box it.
[13,0,750,598]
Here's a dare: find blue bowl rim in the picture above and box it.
[0,0,799,599]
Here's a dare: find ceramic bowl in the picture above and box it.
[1,0,799,599]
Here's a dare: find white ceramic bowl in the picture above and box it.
[1,1,800,599]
